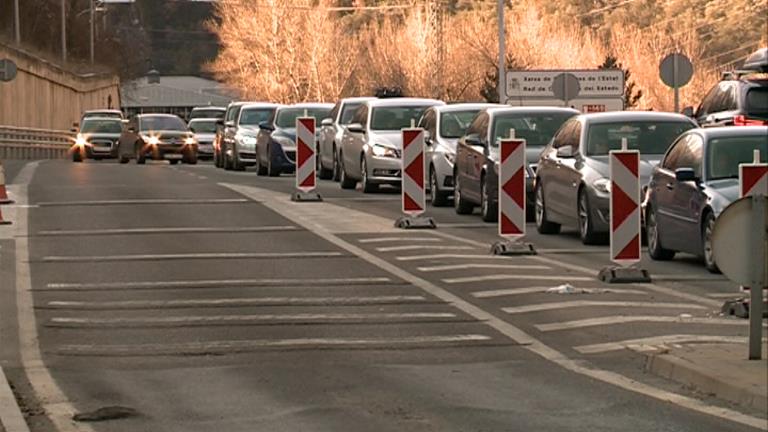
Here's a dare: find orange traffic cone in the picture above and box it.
[0,161,13,205]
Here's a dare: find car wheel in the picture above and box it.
[255,150,267,175]
[578,189,601,245]
[332,146,341,182]
[267,147,281,177]
[232,149,244,171]
[119,154,130,164]
[480,175,497,222]
[453,171,474,215]
[72,149,83,163]
[430,166,449,207]
[214,149,221,168]
[184,151,198,165]
[168,159,179,165]
[535,182,560,234]
[702,211,721,273]
[361,156,378,193]
[318,150,333,180]
[339,153,356,189]
[646,206,675,260]
[135,143,146,165]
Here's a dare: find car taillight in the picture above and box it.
[733,115,768,126]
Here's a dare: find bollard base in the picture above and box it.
[290,191,323,202]
[721,298,768,319]
[0,199,13,205]
[491,240,536,256]
[395,215,437,229]
[598,266,651,283]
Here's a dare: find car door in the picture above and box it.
[455,113,485,197]
[537,120,569,221]
[319,102,340,167]
[661,134,704,252]
[223,105,242,155]
[559,120,584,220]
[419,108,437,170]
[545,120,580,219]
[342,105,368,179]
[459,113,488,203]
[255,110,276,165]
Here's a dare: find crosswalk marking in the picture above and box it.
[502,301,707,315]
[574,335,750,354]
[417,263,550,272]
[443,274,593,284]
[375,245,475,252]
[41,251,344,263]
[55,334,494,356]
[44,295,430,310]
[35,226,299,236]
[36,198,250,207]
[396,254,509,262]
[44,277,395,291]
[535,315,754,332]
[472,287,648,298]
[358,237,443,244]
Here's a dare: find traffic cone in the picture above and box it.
[0,161,13,205]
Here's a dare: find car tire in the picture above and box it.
[267,147,281,177]
[119,155,130,164]
[578,189,601,245]
[232,149,244,171]
[168,159,179,165]
[332,146,341,182]
[361,157,378,193]
[702,211,721,273]
[480,175,497,222]
[535,183,560,234]
[646,206,675,260]
[255,150,267,175]
[72,150,83,163]
[429,166,449,207]
[453,171,474,215]
[184,151,198,165]
[318,156,333,180]
[214,149,221,168]
[135,143,146,165]
[339,153,356,189]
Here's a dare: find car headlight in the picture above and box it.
[185,137,197,145]
[372,143,398,158]
[144,135,160,146]
[593,178,612,194]
[75,134,88,147]
[274,136,293,148]
[241,136,257,146]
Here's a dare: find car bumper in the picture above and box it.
[198,143,214,157]
[367,156,402,184]
[430,154,454,192]
[85,145,117,158]
[146,144,196,159]
[269,142,296,171]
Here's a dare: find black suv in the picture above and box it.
[685,48,768,127]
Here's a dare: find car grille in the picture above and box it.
[90,139,114,148]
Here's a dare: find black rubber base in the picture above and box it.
[394,216,437,229]
[491,240,537,256]
[598,266,652,283]
[0,198,13,205]
[290,191,323,202]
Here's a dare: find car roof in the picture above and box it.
[279,103,334,110]
[485,106,580,117]
[187,117,220,123]
[191,106,226,111]
[340,97,377,104]
[433,103,503,113]
[689,126,768,139]
[81,116,122,122]
[240,102,281,110]
[580,111,694,124]
[83,109,122,114]
[366,98,445,108]
[137,113,182,119]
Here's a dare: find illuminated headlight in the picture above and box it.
[372,143,397,158]
[185,137,196,145]
[593,178,612,194]
[75,134,88,147]
[144,135,160,146]
[241,136,257,146]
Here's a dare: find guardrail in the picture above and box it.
[0,126,73,160]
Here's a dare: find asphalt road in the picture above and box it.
[0,159,763,432]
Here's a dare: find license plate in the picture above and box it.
[165,154,183,160]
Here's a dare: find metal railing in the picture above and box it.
[0,126,73,160]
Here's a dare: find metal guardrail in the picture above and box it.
[0,126,73,160]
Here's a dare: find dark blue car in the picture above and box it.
[644,126,768,272]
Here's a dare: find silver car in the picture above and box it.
[535,111,696,244]
[187,118,218,159]
[318,97,377,181]
[338,98,445,192]
[418,103,502,206]
[72,116,124,162]
[223,103,280,171]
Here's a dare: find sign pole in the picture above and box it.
[748,192,765,360]
[673,53,680,113]
[14,0,20,44]
[497,0,505,103]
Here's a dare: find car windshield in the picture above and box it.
[340,103,363,125]
[707,135,768,180]
[440,110,481,138]
[746,88,768,115]
[491,112,576,147]
[80,119,122,134]
[140,116,187,132]
[190,109,225,120]
[371,106,431,131]
[189,120,217,134]
[586,121,694,155]
[84,112,121,120]
[275,108,332,128]
[240,108,275,126]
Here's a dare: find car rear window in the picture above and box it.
[707,135,768,180]
[491,112,576,147]
[140,116,187,132]
[745,88,768,114]
[188,120,217,134]
[240,108,276,126]
[275,108,332,129]
[586,121,695,155]
[80,119,122,134]
[190,109,225,120]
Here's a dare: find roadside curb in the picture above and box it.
[0,366,30,432]
[645,347,768,413]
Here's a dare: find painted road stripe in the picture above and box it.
[44,277,395,291]
[43,295,430,310]
[358,237,443,244]
[443,274,593,284]
[35,226,299,236]
[502,301,707,315]
[652,274,728,282]
[48,312,460,328]
[41,251,344,263]
[417,263,550,272]
[437,222,490,228]
[375,245,475,252]
[396,254,508,262]
[55,334,494,356]
[574,335,752,354]
[536,315,759,332]
[472,287,648,298]
[36,198,250,206]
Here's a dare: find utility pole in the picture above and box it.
[13,0,20,44]
[497,0,506,104]
[90,0,95,64]
[61,0,67,63]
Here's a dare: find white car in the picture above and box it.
[223,102,280,171]
[338,98,445,192]
[418,103,502,206]
[187,118,218,159]
[318,97,377,181]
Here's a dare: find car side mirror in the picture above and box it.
[674,167,698,183]
[681,106,694,117]
[424,130,432,144]
[465,134,484,147]
[258,121,274,132]
[347,123,365,134]
[321,118,333,127]
[225,121,235,128]
[556,145,575,158]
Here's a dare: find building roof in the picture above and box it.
[121,75,238,108]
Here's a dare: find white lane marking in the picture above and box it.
[396,254,509,262]
[35,198,250,206]
[652,274,728,282]
[334,196,401,201]
[49,312,459,327]
[536,315,758,332]
[417,263,550,272]
[502,301,707,315]
[443,274,593,284]
[196,175,208,180]
[222,183,768,429]
[35,226,298,236]
[0,366,30,432]
[437,222,489,228]
[375,245,476,252]
[706,293,757,299]
[41,251,344,262]
[12,163,97,432]
[358,237,443,244]
[574,335,751,354]
[533,248,607,254]
[45,277,395,291]
[55,335,493,356]
[44,295,429,310]
[472,287,648,298]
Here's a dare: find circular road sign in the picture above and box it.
[712,196,768,286]
[659,53,693,88]
[0,59,18,82]
[551,73,581,102]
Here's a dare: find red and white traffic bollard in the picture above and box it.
[740,149,768,198]
[290,116,322,202]
[492,130,535,255]
[395,124,435,229]
[599,139,650,283]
